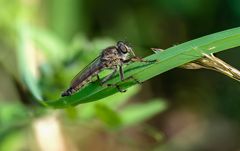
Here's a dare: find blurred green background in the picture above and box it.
[0,0,239,151]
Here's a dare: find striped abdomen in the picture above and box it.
[61,63,105,97]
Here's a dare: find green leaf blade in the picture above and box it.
[45,27,240,108]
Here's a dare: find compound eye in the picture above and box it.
[117,41,128,53]
[120,45,128,53]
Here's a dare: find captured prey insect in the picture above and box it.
[61,41,156,97]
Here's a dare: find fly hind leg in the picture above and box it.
[128,76,143,84]
[106,83,126,93]
[97,67,127,93]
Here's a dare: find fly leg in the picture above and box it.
[120,57,154,84]
[107,84,126,93]
[101,67,117,83]
[98,66,126,93]
[119,65,142,85]
[128,76,143,84]
[119,65,125,81]
[96,74,101,82]
[110,65,141,92]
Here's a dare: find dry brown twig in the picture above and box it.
[182,53,240,82]
[151,48,240,82]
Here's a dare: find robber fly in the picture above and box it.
[61,41,155,97]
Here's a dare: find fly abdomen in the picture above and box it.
[62,68,102,97]
[61,87,74,97]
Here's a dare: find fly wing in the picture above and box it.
[70,56,101,85]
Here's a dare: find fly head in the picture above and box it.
[117,41,136,57]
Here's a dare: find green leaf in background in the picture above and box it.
[0,102,29,147]
[95,103,122,128]
[0,130,27,151]
[45,27,240,108]
[31,27,67,66]
[120,99,167,127]
[0,103,28,129]
[76,86,140,120]
[17,23,42,101]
